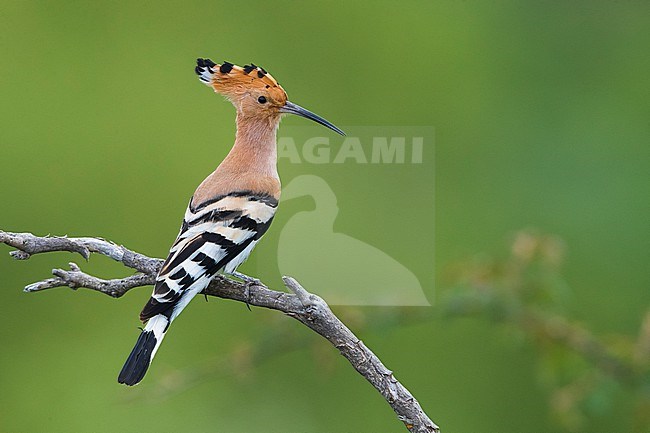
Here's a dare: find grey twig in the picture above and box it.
[1,230,439,433]
[0,231,161,274]
[24,262,157,298]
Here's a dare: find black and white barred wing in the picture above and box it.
[140,193,278,322]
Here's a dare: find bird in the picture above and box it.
[278,175,430,306]
[117,58,345,386]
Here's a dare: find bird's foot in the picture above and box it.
[231,271,263,287]
[229,271,264,311]
[243,285,252,312]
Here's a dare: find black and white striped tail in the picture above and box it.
[118,315,168,386]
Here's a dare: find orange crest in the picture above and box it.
[196,58,287,106]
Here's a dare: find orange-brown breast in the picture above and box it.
[192,169,281,207]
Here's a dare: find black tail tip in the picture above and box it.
[118,330,157,386]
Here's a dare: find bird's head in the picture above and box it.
[196,58,344,135]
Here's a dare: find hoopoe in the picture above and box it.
[118,58,344,386]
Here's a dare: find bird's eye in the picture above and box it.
[257,96,267,104]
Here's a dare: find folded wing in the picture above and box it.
[140,191,278,322]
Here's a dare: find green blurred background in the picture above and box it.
[1,1,648,432]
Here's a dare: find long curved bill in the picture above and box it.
[280,101,345,136]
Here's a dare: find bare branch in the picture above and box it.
[0,231,161,274]
[24,262,156,298]
[282,277,437,432]
[1,230,439,433]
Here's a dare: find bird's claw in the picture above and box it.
[230,271,263,311]
[243,284,252,311]
[231,271,263,287]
